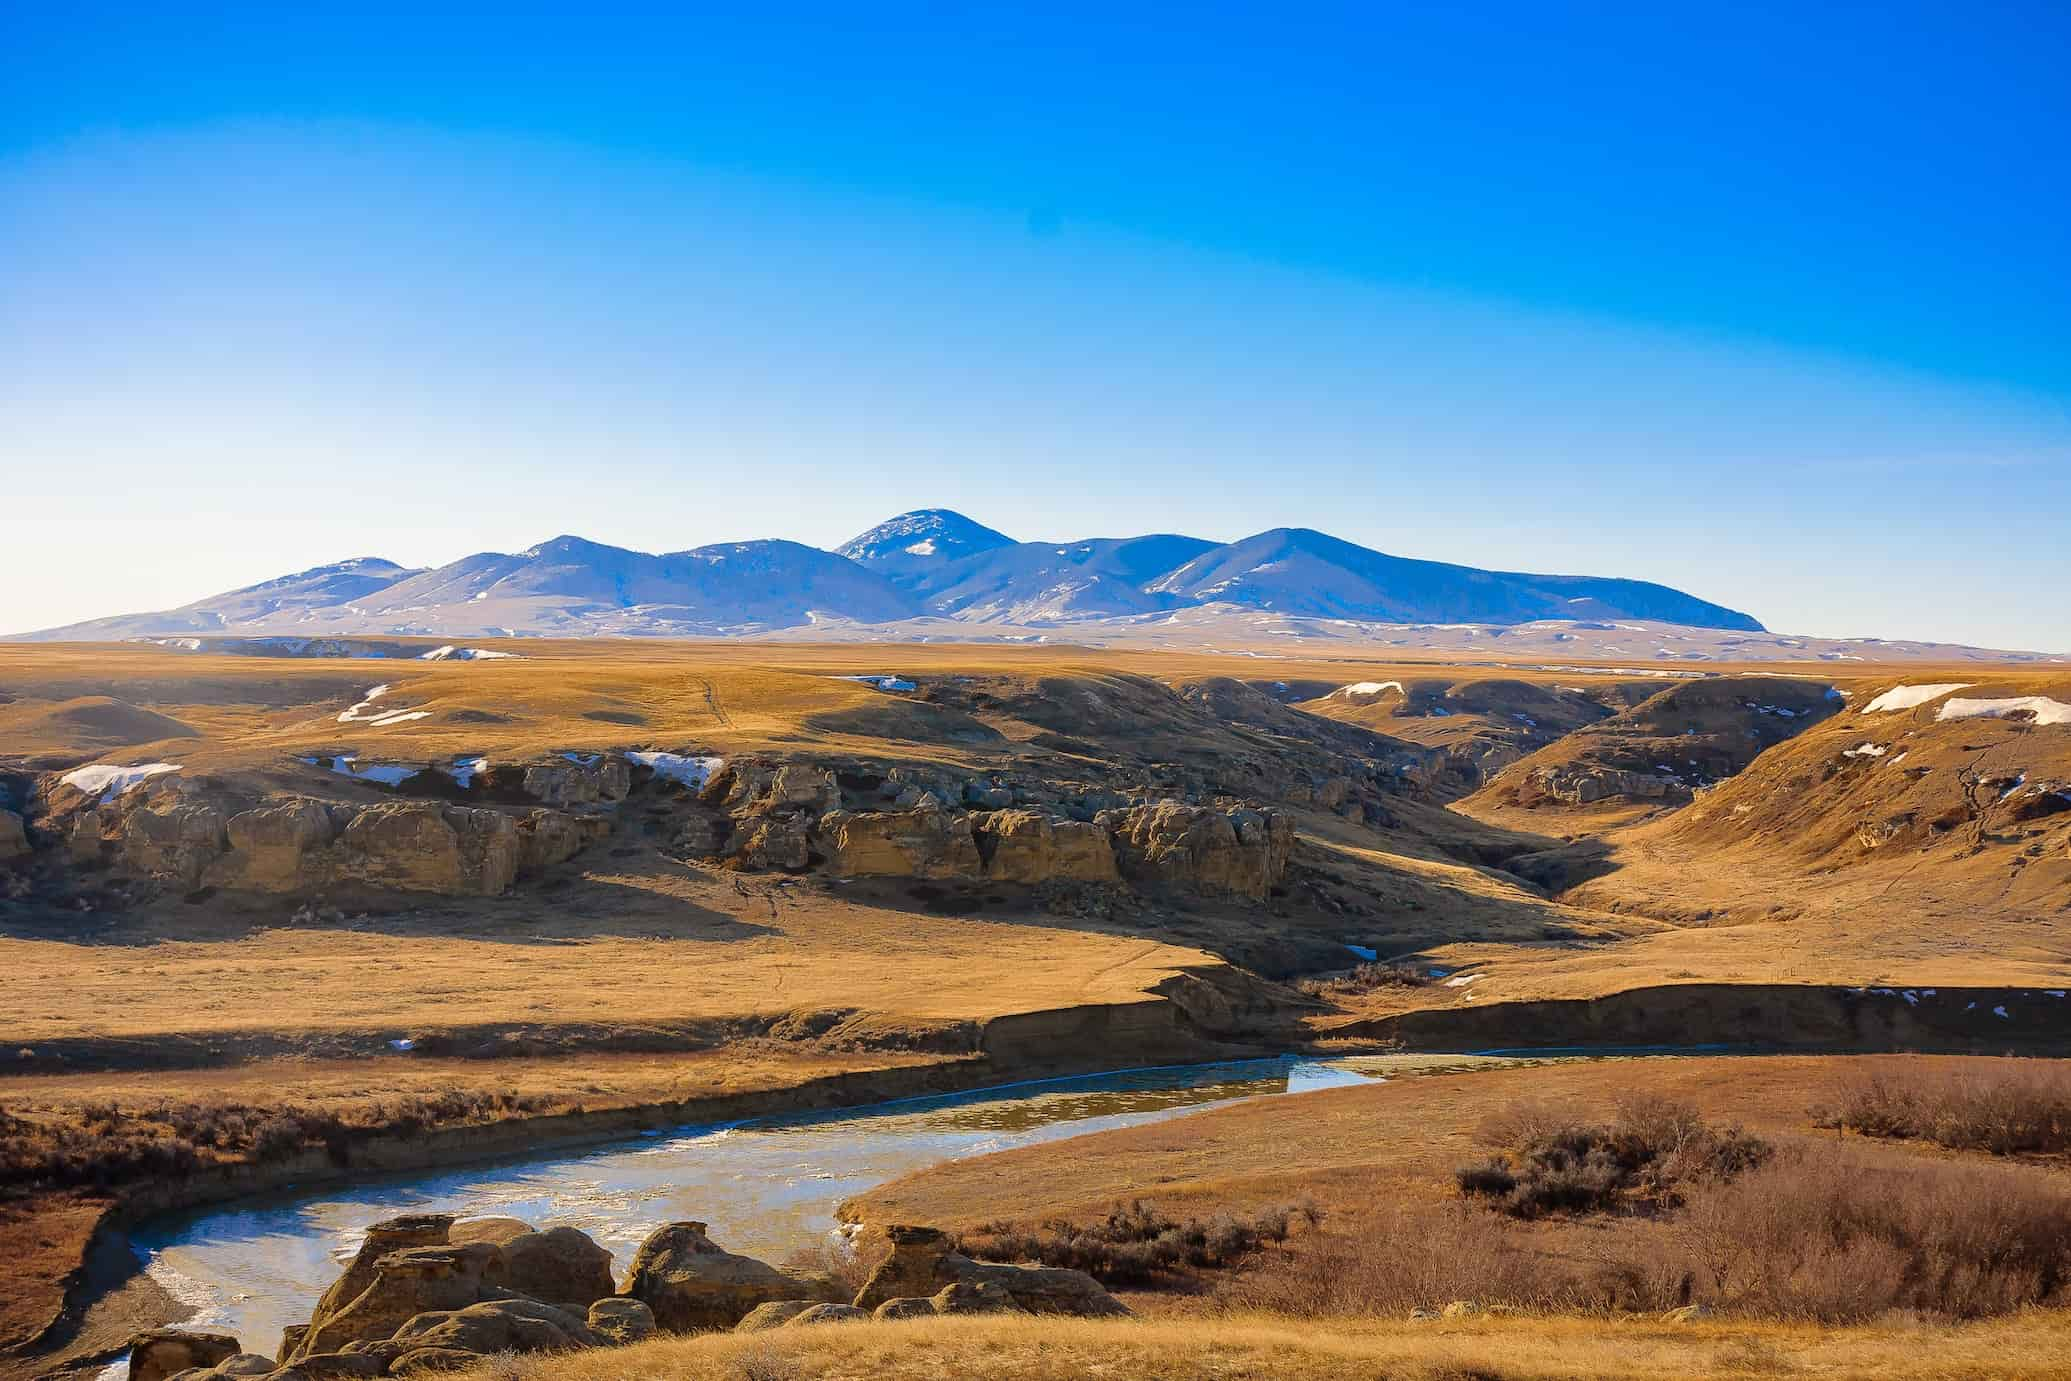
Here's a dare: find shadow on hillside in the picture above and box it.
[0,864,777,949]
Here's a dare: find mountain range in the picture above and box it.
[15,510,1770,644]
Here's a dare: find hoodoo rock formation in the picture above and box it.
[133,1209,1124,1379]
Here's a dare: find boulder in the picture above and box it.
[215,799,337,890]
[446,1217,537,1249]
[387,1348,482,1376]
[732,1301,819,1333]
[338,803,519,896]
[783,1304,867,1327]
[282,1354,385,1378]
[816,806,981,880]
[1099,801,1293,898]
[296,1241,498,1358]
[126,1330,242,1381]
[850,1224,1125,1317]
[387,1297,599,1356]
[870,1297,938,1321]
[620,1221,806,1333]
[488,1226,615,1312]
[953,1259,1130,1317]
[976,810,1117,884]
[174,1355,276,1379]
[0,807,29,861]
[927,1278,1022,1315]
[849,1225,955,1308]
[302,1213,453,1348]
[586,1297,656,1346]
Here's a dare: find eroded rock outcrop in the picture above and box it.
[619,1220,811,1333]
[126,1328,241,1381]
[338,804,519,896]
[975,809,1117,884]
[850,1224,1127,1317]
[0,807,29,861]
[297,1242,500,1358]
[386,1298,599,1356]
[1098,801,1293,899]
[218,799,339,890]
[485,1225,616,1312]
[584,1297,656,1346]
[118,796,228,888]
[817,804,982,879]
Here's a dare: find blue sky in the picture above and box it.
[3,2,2067,647]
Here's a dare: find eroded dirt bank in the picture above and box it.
[1331,981,2071,1053]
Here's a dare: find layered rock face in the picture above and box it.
[27,740,1302,902]
[0,807,27,861]
[974,809,1118,884]
[1099,802,1294,900]
[817,803,984,879]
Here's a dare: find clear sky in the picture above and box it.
[4,2,2067,648]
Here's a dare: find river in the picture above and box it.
[123,1050,1584,1357]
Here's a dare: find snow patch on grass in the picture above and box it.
[1937,697,2071,727]
[1862,683,1971,714]
[627,751,724,788]
[60,762,181,801]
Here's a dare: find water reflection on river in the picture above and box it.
[128,1051,1550,1352]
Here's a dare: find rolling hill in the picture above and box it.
[14,509,1785,647]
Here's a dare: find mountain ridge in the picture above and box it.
[15,508,1772,644]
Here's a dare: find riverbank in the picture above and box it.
[2,1015,1292,1378]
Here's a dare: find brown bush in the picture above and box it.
[1296,962,1433,1000]
[1225,1202,1620,1316]
[0,1088,560,1197]
[1240,1138,2071,1323]
[960,1199,1317,1286]
[1457,1094,1769,1218]
[1676,1141,2071,1320]
[1815,1060,2071,1155]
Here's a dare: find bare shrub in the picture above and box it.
[1817,1061,2071,1155]
[781,1235,874,1299]
[0,1088,563,1197]
[1297,962,1433,999]
[1225,1202,1617,1316]
[960,1199,1312,1286]
[1458,1095,1769,1219]
[1675,1141,2071,1321]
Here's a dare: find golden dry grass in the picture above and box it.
[0,860,1211,1046]
[451,1309,2071,1380]
[844,1055,2036,1232]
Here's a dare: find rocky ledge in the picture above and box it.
[125,1211,1125,1379]
[13,747,1306,903]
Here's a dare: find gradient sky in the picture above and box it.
[4,2,2067,648]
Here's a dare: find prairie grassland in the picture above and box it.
[846,1055,2058,1235]
[451,1310,2071,1381]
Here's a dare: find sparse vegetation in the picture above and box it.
[0,1089,559,1195]
[1814,1060,2071,1155]
[1455,1094,1771,1218]
[1296,961,1433,1000]
[1241,1141,2071,1323]
[959,1199,1319,1285]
